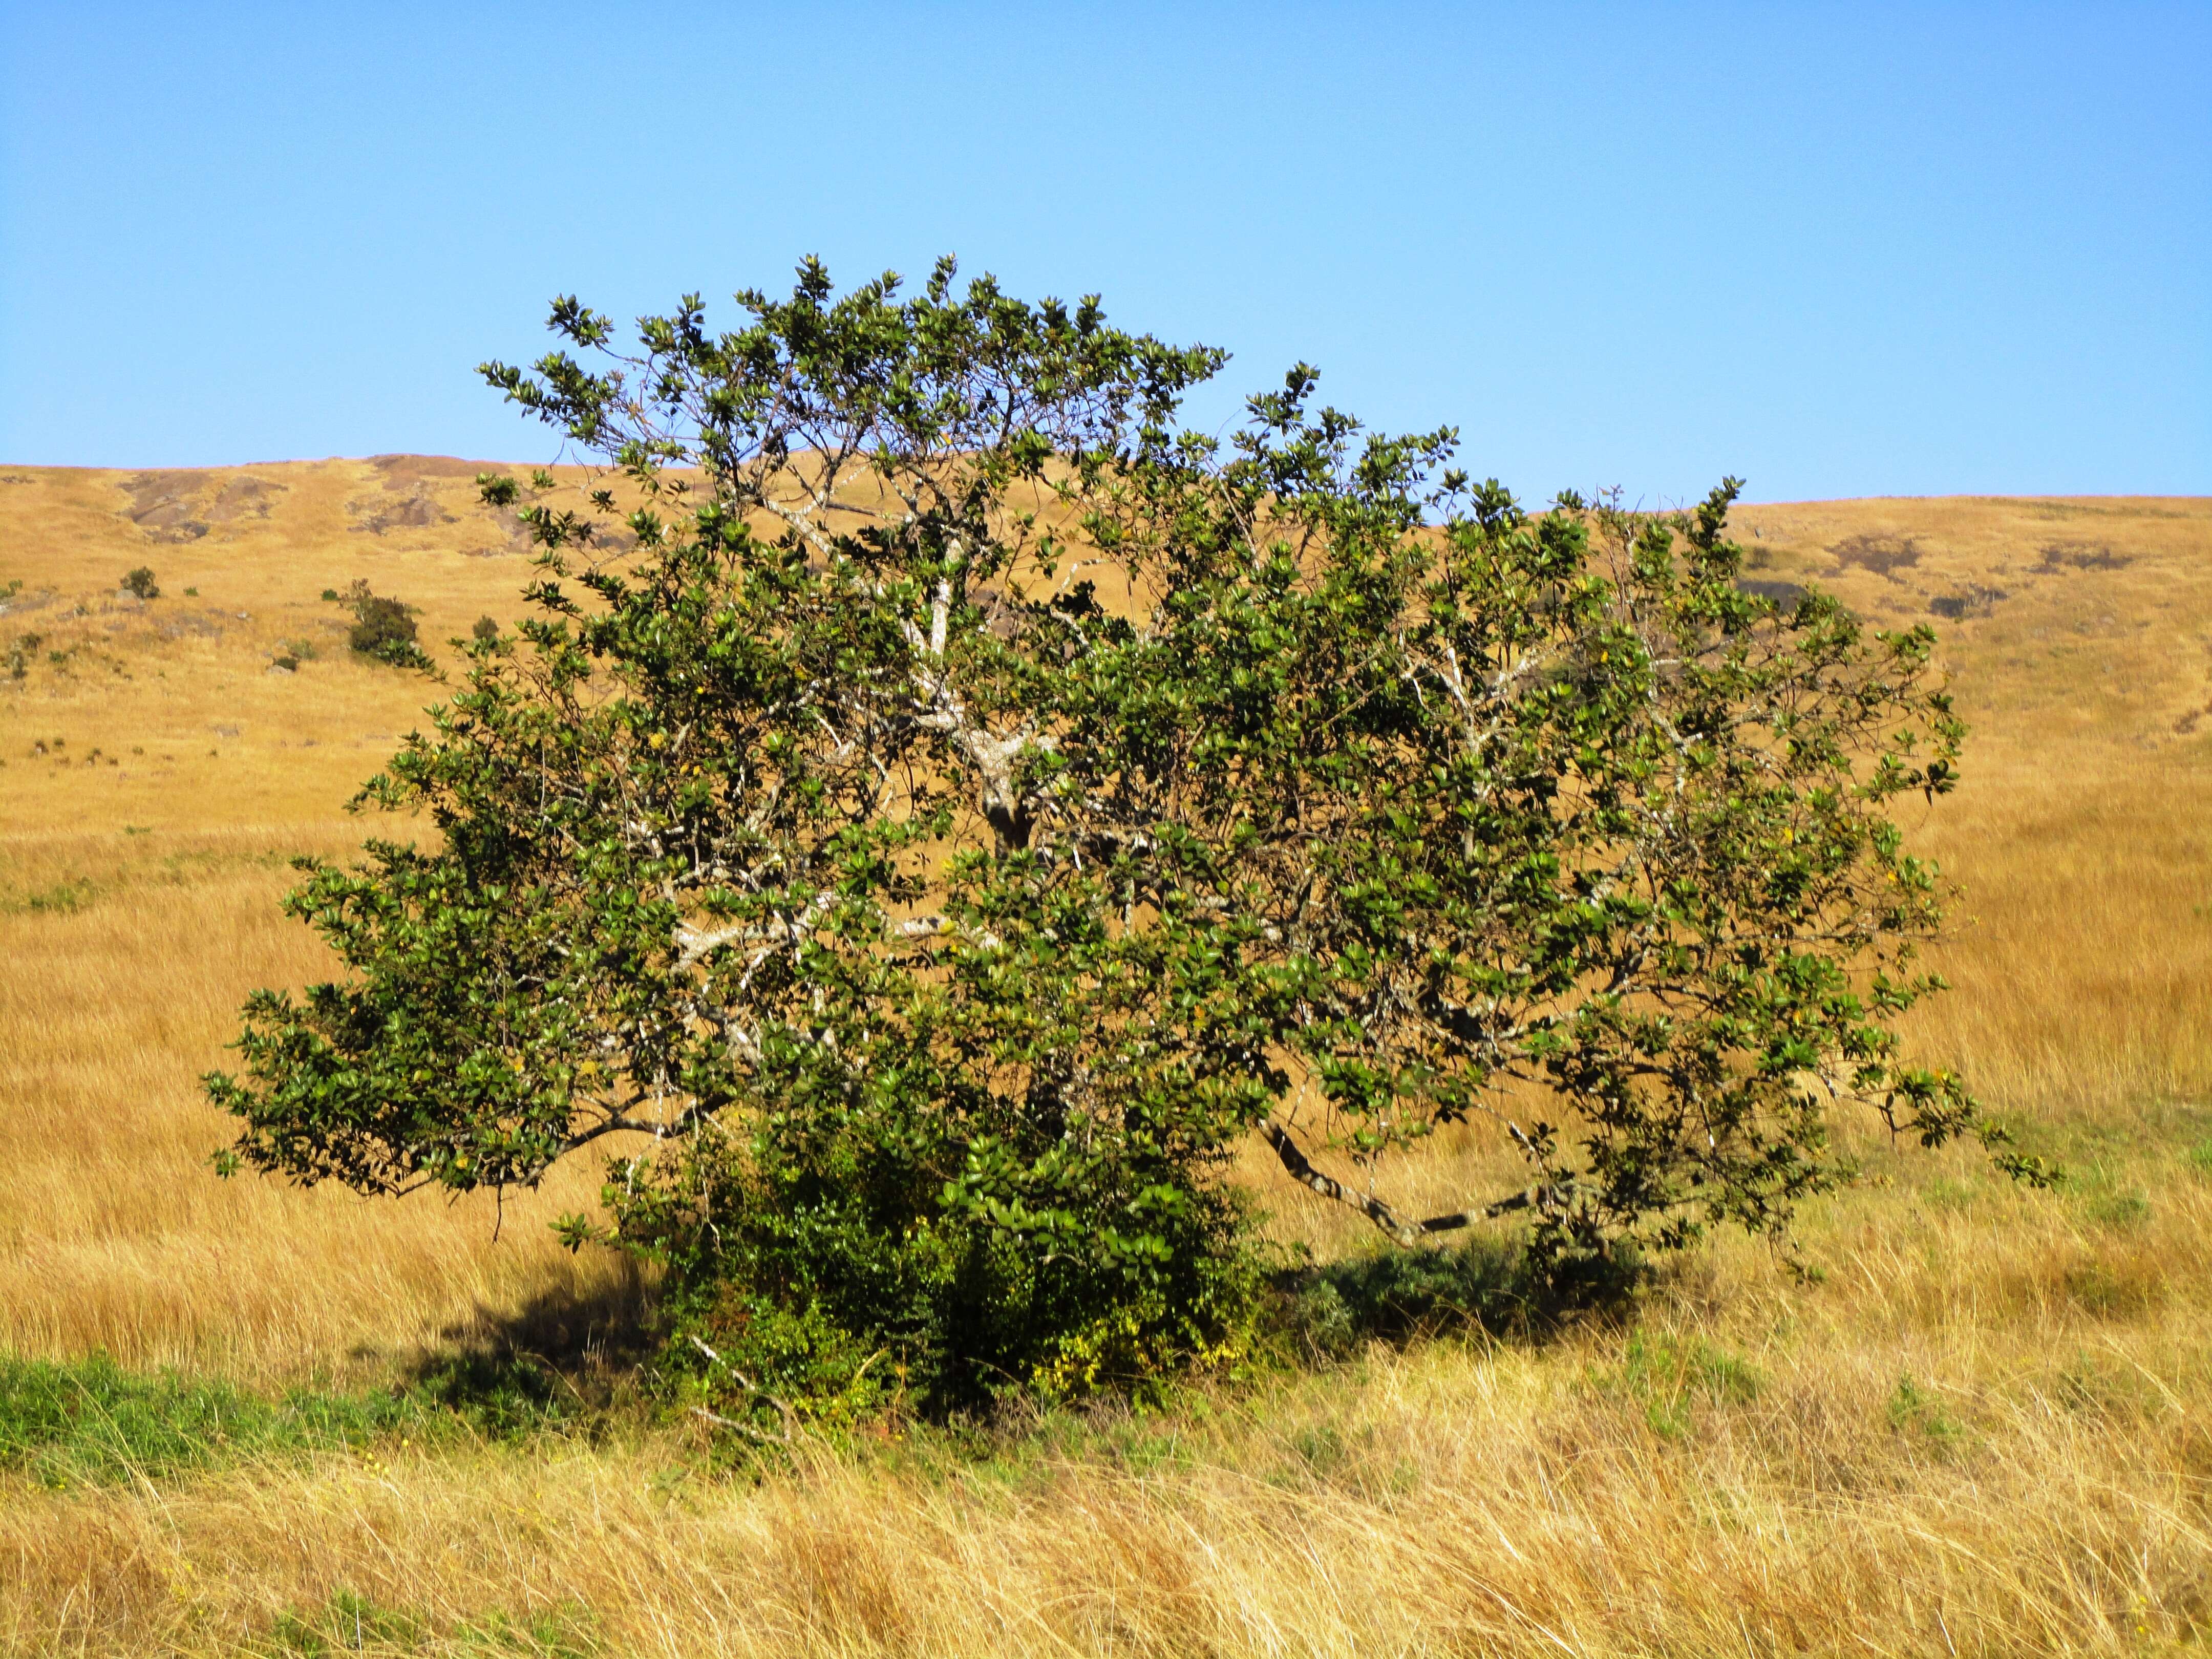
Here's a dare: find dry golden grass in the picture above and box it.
[0,461,629,1386]
[2,466,2209,1654]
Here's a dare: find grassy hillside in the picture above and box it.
[3,462,2210,1655]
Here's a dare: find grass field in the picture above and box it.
[3,462,2210,1655]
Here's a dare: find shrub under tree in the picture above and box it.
[207,259,2034,1419]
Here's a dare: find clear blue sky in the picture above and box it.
[3,3,2205,502]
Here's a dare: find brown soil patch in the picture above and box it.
[117,472,210,543]
[368,454,499,484]
[348,488,454,536]
[206,475,285,523]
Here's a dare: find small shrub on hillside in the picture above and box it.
[330,579,429,668]
[472,614,501,645]
[121,566,160,600]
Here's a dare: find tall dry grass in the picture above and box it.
[0,825,628,1382]
[6,1203,2210,1655]
[2,470,2209,1654]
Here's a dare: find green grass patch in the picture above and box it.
[264,1590,600,1657]
[2086,1189,2152,1229]
[1,875,99,914]
[1886,1374,1965,1452]
[0,1353,586,1487]
[1600,1332,1762,1439]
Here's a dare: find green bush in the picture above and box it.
[331,579,428,668]
[631,1122,1266,1418]
[5,631,38,679]
[121,566,160,600]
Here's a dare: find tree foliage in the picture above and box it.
[208,259,2026,1415]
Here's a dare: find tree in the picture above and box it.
[207,259,2028,1415]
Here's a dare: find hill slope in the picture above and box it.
[3,464,2211,1655]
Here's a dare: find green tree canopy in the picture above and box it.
[208,258,2025,1413]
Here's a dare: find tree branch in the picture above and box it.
[1258,1119,1547,1247]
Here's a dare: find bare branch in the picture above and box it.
[1258,1119,1545,1247]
